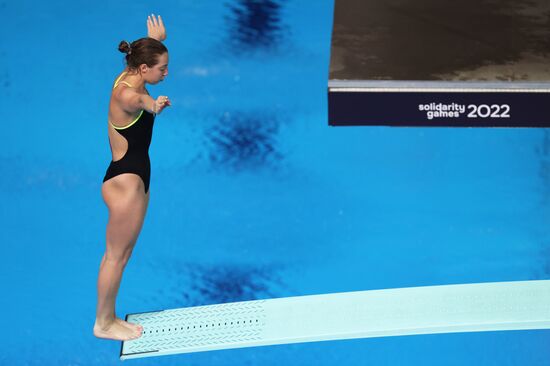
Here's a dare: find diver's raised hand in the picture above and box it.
[147,14,166,42]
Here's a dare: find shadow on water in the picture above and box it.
[187,263,285,305]
[1,72,8,89]
[223,0,287,54]
[203,111,284,172]
[146,261,286,308]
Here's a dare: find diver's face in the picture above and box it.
[145,52,169,84]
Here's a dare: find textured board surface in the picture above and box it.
[121,280,550,359]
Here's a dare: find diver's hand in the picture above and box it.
[147,14,166,42]
[153,95,171,115]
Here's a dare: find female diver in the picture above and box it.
[94,15,170,341]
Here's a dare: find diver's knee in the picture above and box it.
[104,247,133,267]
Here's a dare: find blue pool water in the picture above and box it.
[1,1,549,365]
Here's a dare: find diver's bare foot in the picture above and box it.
[94,319,143,341]
[115,318,144,333]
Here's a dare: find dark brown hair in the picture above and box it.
[118,37,168,70]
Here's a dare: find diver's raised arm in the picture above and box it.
[147,14,166,42]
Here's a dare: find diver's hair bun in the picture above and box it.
[118,37,168,70]
[118,40,132,54]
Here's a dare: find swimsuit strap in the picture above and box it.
[117,81,133,88]
[113,72,133,89]
[109,71,145,129]
[110,110,144,130]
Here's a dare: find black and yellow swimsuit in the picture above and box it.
[103,73,155,193]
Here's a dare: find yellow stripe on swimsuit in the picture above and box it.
[110,72,144,129]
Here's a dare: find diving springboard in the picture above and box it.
[120,280,550,359]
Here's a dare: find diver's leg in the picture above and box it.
[94,174,149,341]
